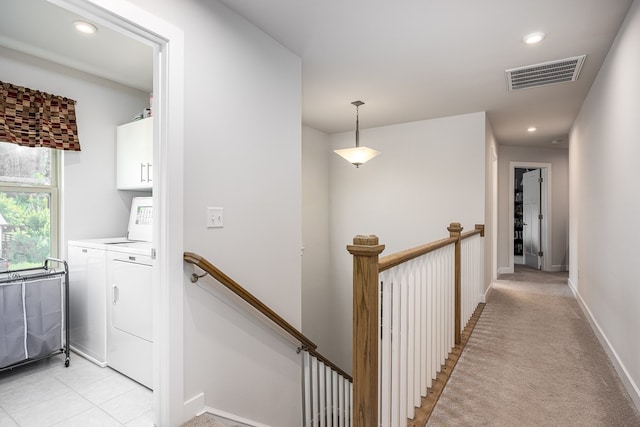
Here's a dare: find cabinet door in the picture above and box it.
[67,244,107,365]
[116,117,153,190]
[109,256,153,342]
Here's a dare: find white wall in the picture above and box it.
[0,46,150,249]
[496,145,569,273]
[569,0,640,409]
[131,1,303,425]
[485,117,498,291]
[326,112,486,371]
[301,126,332,350]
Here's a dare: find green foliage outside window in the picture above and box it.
[0,192,51,269]
[0,141,55,270]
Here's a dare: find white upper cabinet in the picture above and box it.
[116,117,153,190]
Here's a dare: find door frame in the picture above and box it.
[50,1,184,425]
[509,161,551,272]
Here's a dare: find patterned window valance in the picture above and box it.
[0,81,81,151]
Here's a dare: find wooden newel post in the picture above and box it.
[448,222,463,345]
[347,235,385,427]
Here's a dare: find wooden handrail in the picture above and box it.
[184,251,317,352]
[379,224,485,273]
[378,236,457,272]
[461,224,485,241]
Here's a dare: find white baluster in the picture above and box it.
[380,276,392,427]
[419,256,428,396]
[304,352,312,427]
[391,272,401,426]
[407,263,415,418]
[319,361,326,427]
[312,356,319,427]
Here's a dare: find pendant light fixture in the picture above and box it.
[334,100,380,168]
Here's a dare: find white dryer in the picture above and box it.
[107,241,153,388]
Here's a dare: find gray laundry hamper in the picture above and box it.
[0,258,70,371]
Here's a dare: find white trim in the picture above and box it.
[481,281,495,303]
[570,279,640,413]
[497,267,512,275]
[567,277,578,296]
[204,406,273,427]
[69,346,108,368]
[508,162,552,272]
[49,1,185,426]
[490,137,499,282]
[549,264,568,272]
[183,393,206,421]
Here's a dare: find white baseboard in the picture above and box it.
[183,394,271,427]
[69,346,108,368]
[204,406,272,427]
[549,264,568,272]
[183,393,205,422]
[571,281,640,413]
[567,277,578,296]
[497,266,512,275]
[480,282,494,303]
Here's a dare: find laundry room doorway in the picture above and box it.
[52,0,185,425]
[510,162,551,272]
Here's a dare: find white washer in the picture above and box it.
[68,239,108,366]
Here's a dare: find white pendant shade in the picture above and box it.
[334,100,381,167]
[334,146,380,167]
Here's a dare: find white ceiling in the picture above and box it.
[0,0,634,148]
[0,0,153,94]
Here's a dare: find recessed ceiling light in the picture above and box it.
[74,20,97,34]
[528,127,537,132]
[523,32,545,45]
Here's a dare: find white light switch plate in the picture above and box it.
[207,207,223,228]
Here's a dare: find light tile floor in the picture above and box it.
[0,352,153,427]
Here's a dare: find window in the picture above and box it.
[0,141,59,270]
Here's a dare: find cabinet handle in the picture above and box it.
[140,163,146,183]
[147,163,152,183]
[113,284,119,304]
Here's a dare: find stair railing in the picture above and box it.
[183,252,352,426]
[347,223,485,427]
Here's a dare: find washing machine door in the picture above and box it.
[110,255,153,342]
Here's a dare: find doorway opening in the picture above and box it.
[50,1,185,425]
[509,162,551,272]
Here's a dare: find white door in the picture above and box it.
[110,257,153,342]
[523,170,541,269]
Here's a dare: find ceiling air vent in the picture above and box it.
[506,55,586,91]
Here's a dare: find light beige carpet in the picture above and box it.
[427,265,640,426]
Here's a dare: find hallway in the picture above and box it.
[426,266,640,426]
